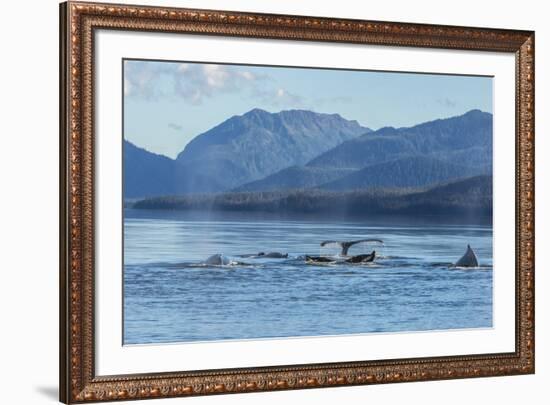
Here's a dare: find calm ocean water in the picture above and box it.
[123,209,493,344]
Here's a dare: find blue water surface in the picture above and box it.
[123,209,493,344]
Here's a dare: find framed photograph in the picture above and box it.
[60,1,535,403]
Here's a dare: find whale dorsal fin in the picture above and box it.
[455,245,479,267]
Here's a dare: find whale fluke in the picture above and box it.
[455,245,479,267]
[320,239,383,256]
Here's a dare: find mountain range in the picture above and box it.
[124,109,368,198]
[124,108,492,199]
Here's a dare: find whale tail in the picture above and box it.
[320,239,383,256]
[455,244,479,267]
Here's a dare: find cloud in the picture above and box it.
[124,61,174,99]
[252,87,305,108]
[124,60,319,111]
[167,122,183,131]
[437,97,457,108]
[124,60,265,105]
[124,78,132,96]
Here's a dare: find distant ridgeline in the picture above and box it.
[125,108,493,219]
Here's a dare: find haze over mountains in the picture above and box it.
[135,175,493,222]
[124,108,493,208]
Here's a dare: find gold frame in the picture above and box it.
[59,1,535,403]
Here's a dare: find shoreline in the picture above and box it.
[124,207,493,227]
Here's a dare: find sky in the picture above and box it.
[124,59,493,158]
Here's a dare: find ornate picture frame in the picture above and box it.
[60,1,535,403]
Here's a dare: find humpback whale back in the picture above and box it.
[455,245,479,267]
[345,251,376,263]
[321,239,384,256]
[258,252,288,258]
[205,254,232,266]
[204,254,252,266]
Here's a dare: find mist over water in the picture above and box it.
[123,209,493,344]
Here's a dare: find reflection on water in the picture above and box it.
[123,209,493,344]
